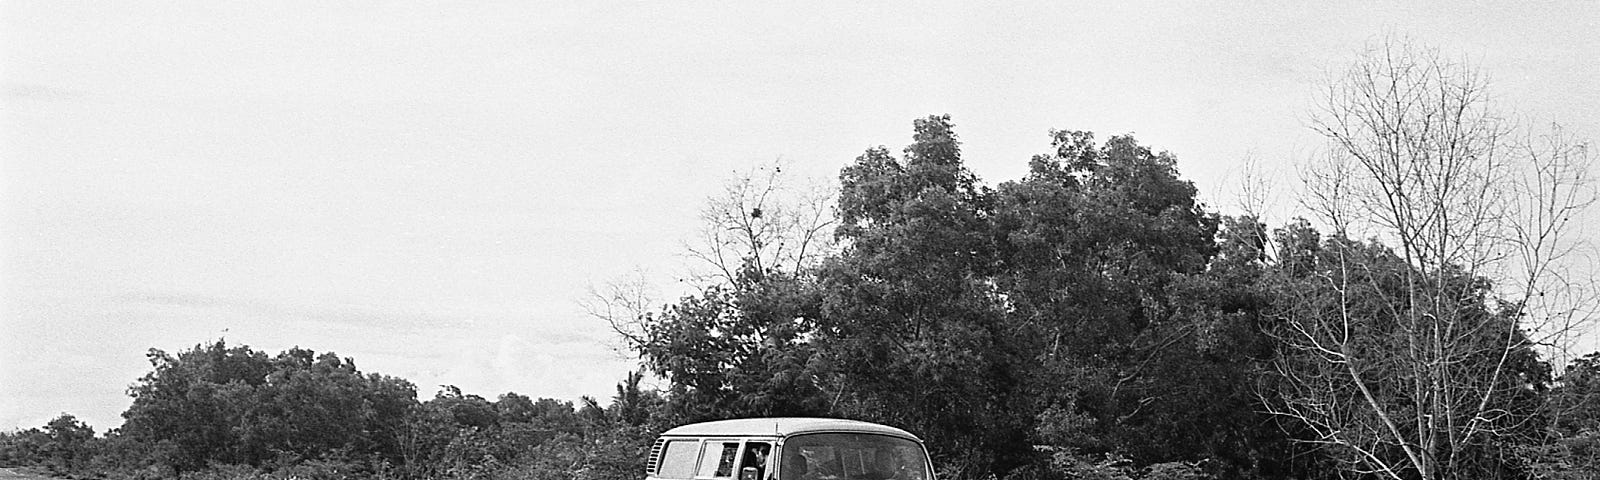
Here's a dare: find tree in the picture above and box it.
[620,160,838,422]
[817,115,1020,477]
[120,341,418,471]
[240,349,417,464]
[1522,353,1600,478]
[621,116,1304,479]
[40,414,94,472]
[608,370,665,428]
[585,159,836,354]
[685,158,837,286]
[582,269,660,355]
[0,428,47,467]
[121,341,274,470]
[1266,36,1594,480]
[636,265,829,421]
[992,131,1296,477]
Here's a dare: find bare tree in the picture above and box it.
[1267,36,1596,480]
[1229,151,1281,223]
[682,159,837,285]
[1508,123,1599,369]
[1221,152,1284,264]
[579,269,657,353]
[582,159,837,354]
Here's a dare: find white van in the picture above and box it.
[644,418,934,480]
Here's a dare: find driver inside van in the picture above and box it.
[780,453,807,480]
[865,449,904,480]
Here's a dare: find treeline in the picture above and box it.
[3,112,1597,480]
[7,39,1600,480]
[610,40,1600,480]
[0,342,671,480]
[602,112,1600,480]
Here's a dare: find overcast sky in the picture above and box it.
[3,1,1596,431]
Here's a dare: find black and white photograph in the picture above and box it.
[3,2,1598,479]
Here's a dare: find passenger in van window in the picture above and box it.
[741,443,771,480]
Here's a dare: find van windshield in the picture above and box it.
[778,433,929,480]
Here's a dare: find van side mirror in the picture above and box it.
[740,466,760,480]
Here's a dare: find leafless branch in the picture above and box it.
[1270,35,1596,480]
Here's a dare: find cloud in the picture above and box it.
[112,290,462,334]
[108,290,636,401]
[4,83,81,101]
[418,324,634,404]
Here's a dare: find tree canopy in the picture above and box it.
[4,41,1593,478]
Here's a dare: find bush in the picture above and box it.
[176,464,270,480]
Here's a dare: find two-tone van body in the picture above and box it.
[644,418,933,480]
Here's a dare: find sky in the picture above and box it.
[2,1,1597,431]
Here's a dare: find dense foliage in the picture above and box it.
[631,118,1282,479]
[1,342,668,480]
[3,115,1593,480]
[630,117,1593,480]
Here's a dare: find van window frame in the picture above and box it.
[737,439,775,480]
[774,432,932,480]
[655,438,705,480]
[693,438,747,480]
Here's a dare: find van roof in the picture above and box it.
[660,417,921,441]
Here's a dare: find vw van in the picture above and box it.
[644,418,933,480]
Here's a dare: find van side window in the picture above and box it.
[657,440,700,479]
[740,442,772,480]
[697,441,742,478]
